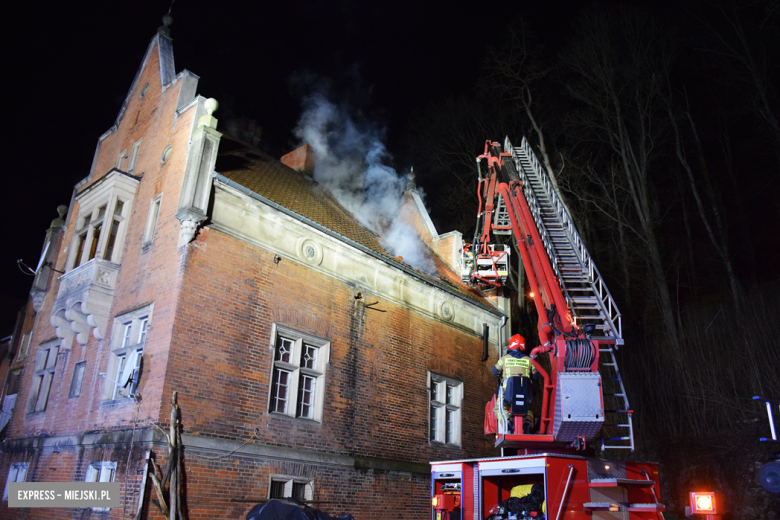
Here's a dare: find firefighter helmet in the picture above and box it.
[507,334,526,353]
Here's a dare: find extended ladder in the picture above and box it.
[504,136,634,450]
[599,345,635,451]
[506,136,623,343]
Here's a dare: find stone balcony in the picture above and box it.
[50,259,119,348]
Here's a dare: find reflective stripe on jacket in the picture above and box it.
[495,354,537,380]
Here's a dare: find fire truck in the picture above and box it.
[430,138,665,520]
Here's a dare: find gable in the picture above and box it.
[114,33,176,129]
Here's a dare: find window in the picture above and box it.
[15,332,31,362]
[72,200,125,268]
[143,194,163,245]
[105,306,152,401]
[160,144,173,164]
[86,461,115,483]
[116,149,127,170]
[3,463,28,501]
[429,373,462,446]
[128,139,142,173]
[0,370,21,431]
[85,462,116,511]
[268,325,329,421]
[70,361,87,398]
[268,476,312,502]
[27,342,59,413]
[67,170,139,270]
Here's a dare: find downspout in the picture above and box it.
[498,314,507,359]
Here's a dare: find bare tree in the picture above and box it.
[667,97,743,313]
[481,21,565,199]
[695,0,780,174]
[404,95,523,233]
[560,7,679,340]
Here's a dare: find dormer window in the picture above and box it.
[67,170,140,271]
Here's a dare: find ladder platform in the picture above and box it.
[628,504,666,512]
[589,478,655,488]
[583,502,619,512]
[494,433,555,449]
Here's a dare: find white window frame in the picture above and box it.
[267,325,329,422]
[26,341,60,414]
[268,475,313,502]
[128,138,142,173]
[104,305,153,401]
[428,372,463,446]
[66,170,139,270]
[142,193,163,246]
[3,463,29,501]
[85,461,116,511]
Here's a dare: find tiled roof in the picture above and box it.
[215,133,491,307]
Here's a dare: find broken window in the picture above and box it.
[268,325,329,422]
[104,305,153,401]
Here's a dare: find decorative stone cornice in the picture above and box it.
[211,180,502,341]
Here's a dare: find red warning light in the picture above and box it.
[689,492,718,515]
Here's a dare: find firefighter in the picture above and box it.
[492,334,537,434]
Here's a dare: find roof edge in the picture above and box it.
[213,173,501,316]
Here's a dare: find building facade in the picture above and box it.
[1,22,506,520]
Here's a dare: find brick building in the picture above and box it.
[0,19,506,520]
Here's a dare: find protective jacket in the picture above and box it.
[492,351,537,382]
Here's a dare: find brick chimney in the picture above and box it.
[281,144,316,177]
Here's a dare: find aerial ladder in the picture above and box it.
[430,139,663,520]
[462,138,633,452]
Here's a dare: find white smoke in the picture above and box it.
[293,91,436,274]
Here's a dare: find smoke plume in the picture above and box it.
[293,91,436,274]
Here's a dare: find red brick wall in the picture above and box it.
[280,144,315,177]
[7,38,197,440]
[1,38,501,520]
[164,227,497,463]
[0,444,148,520]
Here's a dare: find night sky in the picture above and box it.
[3,0,675,331]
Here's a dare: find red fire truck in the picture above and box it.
[430,139,665,520]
